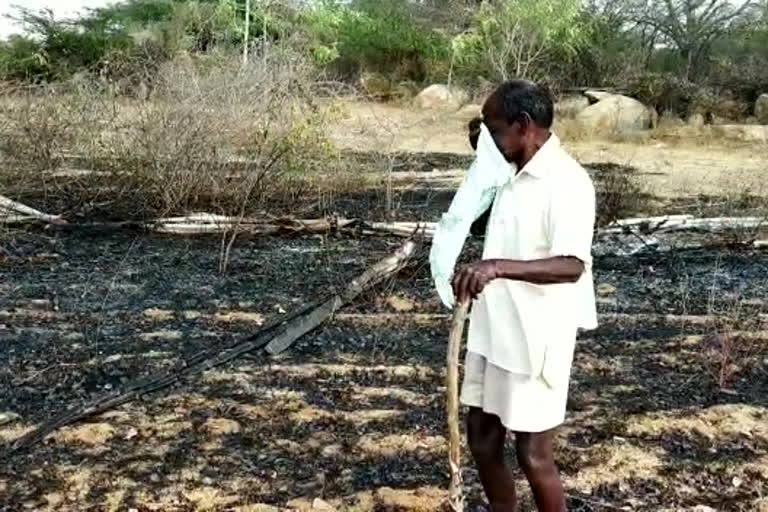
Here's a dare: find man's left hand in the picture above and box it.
[452,260,498,305]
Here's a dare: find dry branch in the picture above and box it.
[266,238,417,354]
[0,195,66,225]
[446,301,469,512]
[9,238,417,454]
[598,216,767,236]
[152,214,764,239]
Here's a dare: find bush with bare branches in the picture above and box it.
[0,49,349,221]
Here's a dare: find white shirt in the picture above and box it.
[466,134,598,388]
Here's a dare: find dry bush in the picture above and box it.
[0,50,359,221]
[702,259,768,390]
[589,163,651,226]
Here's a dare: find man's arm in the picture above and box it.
[492,256,584,284]
[452,256,584,304]
[453,173,595,304]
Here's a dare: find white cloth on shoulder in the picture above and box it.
[429,123,514,308]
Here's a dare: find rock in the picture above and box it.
[691,506,717,512]
[202,417,241,437]
[584,90,614,103]
[556,95,590,118]
[415,84,468,111]
[576,94,654,134]
[0,411,20,426]
[756,94,768,124]
[711,124,768,143]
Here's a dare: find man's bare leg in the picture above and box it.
[467,407,516,511]
[515,430,567,512]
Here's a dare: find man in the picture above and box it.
[437,80,598,511]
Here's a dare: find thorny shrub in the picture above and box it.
[0,51,351,221]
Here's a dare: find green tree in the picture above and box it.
[452,0,591,85]
[631,0,756,80]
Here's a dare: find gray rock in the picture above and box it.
[576,94,654,134]
[711,124,768,143]
[556,95,590,118]
[415,84,468,111]
[584,90,614,103]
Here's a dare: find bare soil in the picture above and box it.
[2,101,768,511]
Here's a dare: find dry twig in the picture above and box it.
[446,301,469,512]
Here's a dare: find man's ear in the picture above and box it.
[518,112,532,133]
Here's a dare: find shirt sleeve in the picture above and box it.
[547,176,596,266]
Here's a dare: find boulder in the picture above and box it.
[584,90,614,103]
[555,95,590,118]
[415,84,468,111]
[576,94,654,134]
[756,94,768,124]
[711,124,768,143]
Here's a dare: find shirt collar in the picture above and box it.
[519,133,559,179]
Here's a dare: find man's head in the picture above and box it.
[481,80,554,164]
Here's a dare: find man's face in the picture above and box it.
[481,95,526,164]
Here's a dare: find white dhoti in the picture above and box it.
[460,351,573,433]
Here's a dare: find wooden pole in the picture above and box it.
[446,301,469,512]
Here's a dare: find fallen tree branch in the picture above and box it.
[0,195,66,225]
[266,238,417,354]
[598,216,767,237]
[446,301,469,512]
[9,238,417,453]
[11,208,766,245]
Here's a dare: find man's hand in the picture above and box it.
[452,260,498,305]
